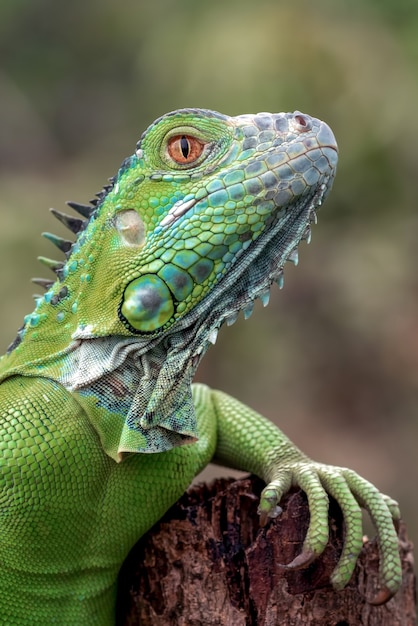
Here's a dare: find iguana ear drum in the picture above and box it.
[120,274,174,332]
[119,252,217,332]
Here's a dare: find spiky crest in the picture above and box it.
[50,209,86,235]
[31,278,54,290]
[66,201,95,219]
[35,178,116,285]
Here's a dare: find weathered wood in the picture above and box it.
[117,476,416,625]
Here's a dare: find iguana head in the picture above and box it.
[1,108,338,459]
[118,109,337,339]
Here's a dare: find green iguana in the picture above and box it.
[0,108,401,624]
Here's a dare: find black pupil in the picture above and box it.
[180,136,189,159]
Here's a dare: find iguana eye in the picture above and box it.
[167,135,205,164]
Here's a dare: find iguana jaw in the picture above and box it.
[155,111,338,366]
[173,171,334,372]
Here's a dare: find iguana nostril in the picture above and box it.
[293,112,311,131]
[295,115,307,127]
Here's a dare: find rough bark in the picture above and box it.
[117,476,416,626]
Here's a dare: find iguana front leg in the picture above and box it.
[193,384,402,604]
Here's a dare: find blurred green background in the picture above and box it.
[1,0,418,556]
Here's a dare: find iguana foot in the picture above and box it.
[257,462,401,604]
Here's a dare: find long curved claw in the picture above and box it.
[285,548,317,570]
[370,586,396,606]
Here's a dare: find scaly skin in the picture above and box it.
[0,109,401,623]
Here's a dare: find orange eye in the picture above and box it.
[167,135,205,164]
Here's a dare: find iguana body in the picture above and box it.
[0,108,401,624]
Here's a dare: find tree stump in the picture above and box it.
[117,476,416,625]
